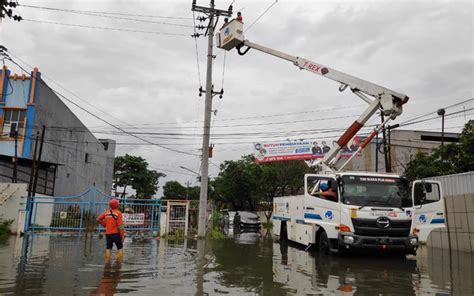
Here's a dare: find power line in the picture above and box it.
[7,50,130,126]
[73,104,366,129]
[399,98,474,125]
[19,4,193,20]
[245,0,278,32]
[399,108,474,128]
[22,18,190,36]
[51,88,200,156]
[19,4,193,28]
[6,55,200,157]
[23,106,471,141]
[192,11,202,86]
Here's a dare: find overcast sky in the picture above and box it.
[2,0,473,195]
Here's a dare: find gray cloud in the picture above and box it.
[2,0,472,194]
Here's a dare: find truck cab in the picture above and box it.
[273,172,445,255]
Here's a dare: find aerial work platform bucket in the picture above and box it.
[216,20,244,50]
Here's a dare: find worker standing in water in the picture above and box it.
[97,199,125,261]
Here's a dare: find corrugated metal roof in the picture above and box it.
[428,172,474,196]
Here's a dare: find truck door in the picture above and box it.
[412,180,445,242]
[303,175,340,239]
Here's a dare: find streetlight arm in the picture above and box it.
[179,166,200,176]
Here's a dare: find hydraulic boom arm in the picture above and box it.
[216,20,409,171]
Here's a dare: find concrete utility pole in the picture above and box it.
[191,0,232,238]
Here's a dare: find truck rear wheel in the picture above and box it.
[318,231,330,254]
[280,222,288,242]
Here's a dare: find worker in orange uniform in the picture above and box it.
[320,182,337,202]
[97,199,125,261]
[236,11,243,22]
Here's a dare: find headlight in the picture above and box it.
[409,237,418,245]
[343,236,355,244]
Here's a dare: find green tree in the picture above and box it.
[213,155,262,211]
[212,155,309,220]
[163,181,187,199]
[258,160,309,221]
[163,181,201,200]
[113,154,165,199]
[404,120,474,180]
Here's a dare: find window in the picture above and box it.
[306,176,339,203]
[414,182,441,205]
[341,176,412,207]
[1,109,26,138]
[85,153,89,163]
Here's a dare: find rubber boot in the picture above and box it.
[117,249,124,261]
[105,250,112,262]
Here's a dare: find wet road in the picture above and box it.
[0,231,471,295]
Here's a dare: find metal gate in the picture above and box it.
[24,187,162,234]
[166,201,189,236]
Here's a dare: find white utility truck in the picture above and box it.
[217,20,445,255]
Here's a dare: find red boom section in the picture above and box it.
[336,121,363,146]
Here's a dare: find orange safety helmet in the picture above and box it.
[109,199,119,209]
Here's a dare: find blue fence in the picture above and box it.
[24,188,162,234]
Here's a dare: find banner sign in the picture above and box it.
[123,213,145,225]
[253,137,361,163]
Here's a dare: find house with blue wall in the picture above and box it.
[0,65,116,196]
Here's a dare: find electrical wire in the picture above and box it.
[19,4,193,20]
[20,4,193,27]
[7,50,130,126]
[22,106,471,141]
[76,104,366,128]
[221,51,227,88]
[22,19,190,36]
[399,98,474,125]
[244,0,278,32]
[192,11,202,86]
[399,108,474,128]
[6,56,200,157]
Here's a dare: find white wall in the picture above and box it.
[0,183,54,234]
[0,183,27,234]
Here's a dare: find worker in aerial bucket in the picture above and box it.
[236,11,243,22]
[97,199,125,261]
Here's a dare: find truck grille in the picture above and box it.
[351,218,411,237]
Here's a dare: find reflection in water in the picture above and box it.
[91,261,122,296]
[0,233,470,295]
[277,243,419,295]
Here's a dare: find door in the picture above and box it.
[412,180,445,242]
[303,174,340,239]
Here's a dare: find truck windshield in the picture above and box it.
[341,175,412,208]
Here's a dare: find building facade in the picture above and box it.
[0,66,115,196]
[343,129,460,174]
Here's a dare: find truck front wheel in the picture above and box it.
[318,231,330,254]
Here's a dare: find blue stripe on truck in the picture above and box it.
[272,216,291,222]
[431,218,445,224]
[304,213,322,220]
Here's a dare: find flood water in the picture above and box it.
[0,231,472,295]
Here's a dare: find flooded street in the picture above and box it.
[0,232,471,295]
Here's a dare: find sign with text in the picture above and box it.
[253,137,361,163]
[123,213,145,225]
